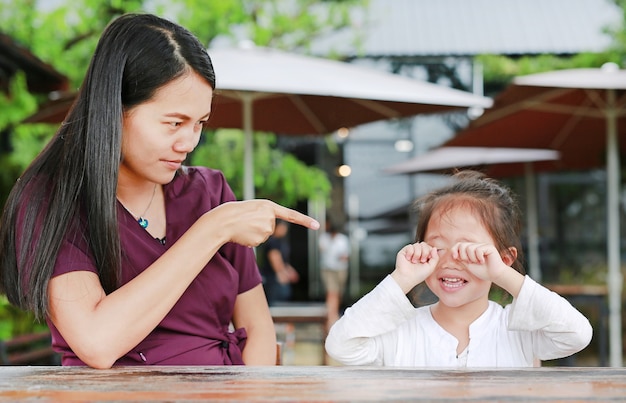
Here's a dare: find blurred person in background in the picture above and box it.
[319,220,350,331]
[260,220,300,306]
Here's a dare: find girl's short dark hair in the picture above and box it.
[412,170,525,274]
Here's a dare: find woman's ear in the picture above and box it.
[501,247,518,266]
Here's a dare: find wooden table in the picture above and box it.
[1,366,625,402]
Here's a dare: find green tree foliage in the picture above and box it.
[191,130,330,205]
[0,73,40,207]
[478,52,623,96]
[0,295,46,339]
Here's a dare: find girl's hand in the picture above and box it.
[391,242,439,294]
[450,242,507,282]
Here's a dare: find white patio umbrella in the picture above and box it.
[384,146,560,282]
[444,63,626,367]
[24,44,493,201]
[206,44,493,200]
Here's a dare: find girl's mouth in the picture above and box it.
[440,277,467,289]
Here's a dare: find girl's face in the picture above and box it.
[120,71,213,185]
[423,204,494,310]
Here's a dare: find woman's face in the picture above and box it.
[423,204,494,310]
[120,71,213,185]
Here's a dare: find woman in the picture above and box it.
[0,13,319,369]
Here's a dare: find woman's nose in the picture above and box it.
[174,140,195,153]
[174,131,200,153]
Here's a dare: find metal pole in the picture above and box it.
[242,93,255,200]
[605,88,623,367]
[308,198,325,298]
[524,162,542,282]
[348,194,360,299]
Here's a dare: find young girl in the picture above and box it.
[0,13,318,369]
[325,170,592,367]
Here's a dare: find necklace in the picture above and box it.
[123,185,157,229]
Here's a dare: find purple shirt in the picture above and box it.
[47,167,262,366]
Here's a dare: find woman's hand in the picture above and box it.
[206,199,319,247]
[391,242,439,294]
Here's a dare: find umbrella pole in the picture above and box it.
[242,93,255,200]
[348,194,361,299]
[524,162,541,282]
[606,88,623,367]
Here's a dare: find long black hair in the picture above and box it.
[0,13,216,319]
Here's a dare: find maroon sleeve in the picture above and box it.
[52,221,97,277]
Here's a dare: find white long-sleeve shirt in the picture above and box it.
[319,232,350,271]
[325,275,592,367]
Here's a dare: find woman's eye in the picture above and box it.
[169,122,182,127]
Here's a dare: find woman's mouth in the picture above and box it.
[164,160,182,170]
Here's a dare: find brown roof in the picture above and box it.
[0,32,69,93]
